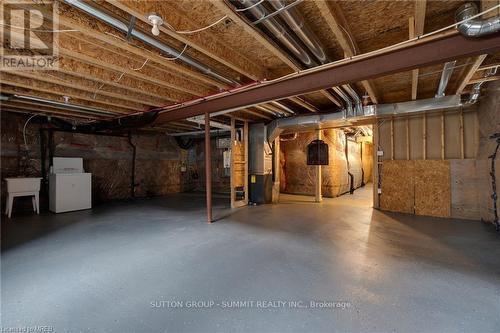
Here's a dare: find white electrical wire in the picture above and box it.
[131,58,149,70]
[235,0,265,12]
[160,44,189,61]
[169,15,228,34]
[23,114,38,150]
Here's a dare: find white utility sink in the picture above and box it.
[4,177,42,218]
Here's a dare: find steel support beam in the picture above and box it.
[154,32,500,124]
[205,113,212,223]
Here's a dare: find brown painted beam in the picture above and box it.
[154,32,500,124]
[205,113,213,224]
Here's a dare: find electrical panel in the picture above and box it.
[307,140,329,165]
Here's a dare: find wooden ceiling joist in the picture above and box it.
[455,54,488,94]
[57,58,179,104]
[6,12,208,99]
[57,8,228,90]
[9,71,164,108]
[410,0,427,100]
[59,35,207,97]
[1,85,131,115]
[153,30,500,123]
[1,74,145,112]
[1,103,101,120]
[468,75,500,85]
[289,97,319,113]
[313,0,379,104]
[107,0,266,81]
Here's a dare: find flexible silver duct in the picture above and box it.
[267,0,327,64]
[235,0,315,66]
[64,0,237,85]
[436,61,457,98]
[455,2,500,37]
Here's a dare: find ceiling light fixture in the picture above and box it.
[148,13,163,36]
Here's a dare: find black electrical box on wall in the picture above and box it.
[307,140,329,165]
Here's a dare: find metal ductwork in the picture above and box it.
[455,2,500,37]
[267,95,463,142]
[467,67,498,104]
[235,0,315,67]
[332,86,353,116]
[64,0,237,85]
[233,0,363,114]
[342,85,363,116]
[267,0,328,64]
[436,61,457,98]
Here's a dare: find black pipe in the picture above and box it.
[485,132,500,232]
[48,129,54,171]
[127,131,137,198]
[39,129,47,195]
[360,142,365,187]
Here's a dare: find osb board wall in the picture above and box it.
[414,160,451,218]
[378,108,478,161]
[362,142,373,184]
[0,112,193,212]
[380,160,451,218]
[233,142,245,188]
[323,129,350,197]
[380,161,415,214]
[476,80,500,222]
[280,129,371,197]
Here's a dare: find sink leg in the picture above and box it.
[7,195,13,219]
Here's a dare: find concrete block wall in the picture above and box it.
[0,112,196,213]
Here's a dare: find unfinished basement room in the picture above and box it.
[1,0,500,332]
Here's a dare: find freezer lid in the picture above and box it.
[53,157,84,174]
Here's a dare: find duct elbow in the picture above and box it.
[455,3,500,37]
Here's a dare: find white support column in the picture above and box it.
[315,129,323,203]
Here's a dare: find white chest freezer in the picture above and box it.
[49,158,92,213]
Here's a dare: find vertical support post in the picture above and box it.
[315,129,323,203]
[272,137,281,204]
[441,112,445,160]
[373,121,380,209]
[390,118,394,160]
[204,113,212,223]
[422,113,427,160]
[243,121,249,205]
[406,117,410,160]
[459,109,465,159]
[230,117,236,208]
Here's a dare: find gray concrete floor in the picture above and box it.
[2,186,500,333]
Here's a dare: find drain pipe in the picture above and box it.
[64,0,237,85]
[455,2,500,37]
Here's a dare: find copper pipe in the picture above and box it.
[205,113,212,223]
